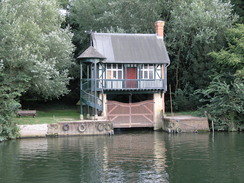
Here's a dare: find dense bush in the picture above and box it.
[197,79,244,131]
[0,62,20,142]
[0,100,20,142]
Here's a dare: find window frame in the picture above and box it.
[140,64,154,79]
[106,64,123,79]
[140,64,162,80]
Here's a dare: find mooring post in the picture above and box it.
[169,84,174,116]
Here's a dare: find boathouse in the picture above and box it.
[78,21,170,130]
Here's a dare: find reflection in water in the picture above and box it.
[164,133,244,183]
[0,132,168,183]
[19,138,48,156]
[0,132,244,183]
[100,132,168,182]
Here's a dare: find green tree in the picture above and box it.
[166,0,237,92]
[197,24,244,131]
[0,0,74,100]
[209,24,244,79]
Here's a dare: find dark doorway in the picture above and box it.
[107,94,153,103]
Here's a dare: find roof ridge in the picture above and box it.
[93,32,156,36]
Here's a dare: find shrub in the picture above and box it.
[196,78,244,131]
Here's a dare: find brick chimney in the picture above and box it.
[155,21,165,39]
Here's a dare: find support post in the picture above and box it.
[129,94,132,127]
[94,60,98,119]
[87,64,90,119]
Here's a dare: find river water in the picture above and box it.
[0,131,243,183]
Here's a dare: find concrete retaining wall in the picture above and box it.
[18,120,114,138]
[19,124,48,138]
[162,115,209,133]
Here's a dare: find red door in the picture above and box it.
[126,67,137,88]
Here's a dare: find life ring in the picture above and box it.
[97,123,105,132]
[105,123,113,131]
[78,123,86,133]
[176,127,182,133]
[63,124,69,131]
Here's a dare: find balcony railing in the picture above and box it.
[82,79,165,91]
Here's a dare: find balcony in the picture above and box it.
[82,79,166,91]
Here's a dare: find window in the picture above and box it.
[140,64,162,79]
[141,64,154,79]
[106,64,123,79]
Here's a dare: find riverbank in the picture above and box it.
[14,108,209,137]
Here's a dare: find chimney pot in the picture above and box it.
[155,21,165,39]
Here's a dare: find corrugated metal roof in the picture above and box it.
[92,33,170,64]
[77,46,106,59]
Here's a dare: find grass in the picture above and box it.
[15,109,80,125]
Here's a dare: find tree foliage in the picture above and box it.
[198,79,244,131]
[0,61,20,141]
[166,0,237,92]
[197,24,244,131]
[0,0,74,100]
[209,24,244,79]
[230,0,244,23]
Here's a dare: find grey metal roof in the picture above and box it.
[77,46,106,59]
[91,33,170,64]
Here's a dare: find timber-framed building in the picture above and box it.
[78,21,170,129]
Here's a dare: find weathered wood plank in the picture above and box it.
[107,100,154,128]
